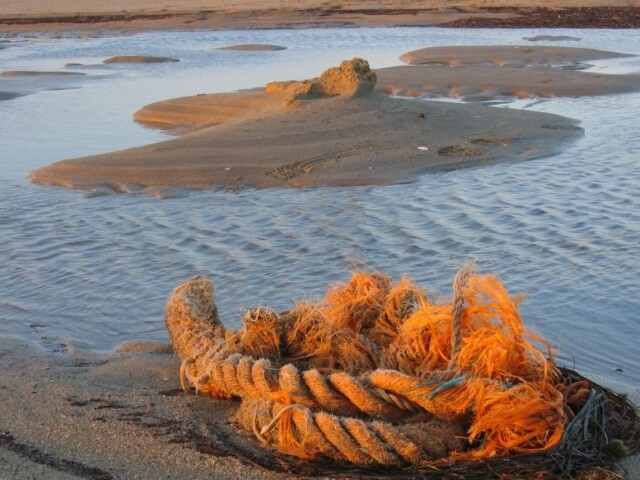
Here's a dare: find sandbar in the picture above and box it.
[30,44,640,193]
[28,71,583,192]
[399,45,635,67]
[377,45,640,103]
[103,55,179,64]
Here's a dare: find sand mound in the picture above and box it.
[136,58,377,130]
[30,95,582,192]
[400,45,634,67]
[267,58,377,106]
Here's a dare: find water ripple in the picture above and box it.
[1,28,639,387]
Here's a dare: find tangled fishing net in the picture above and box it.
[165,266,639,478]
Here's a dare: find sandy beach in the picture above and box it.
[2,334,639,479]
[0,336,297,480]
[3,1,640,478]
[1,0,640,31]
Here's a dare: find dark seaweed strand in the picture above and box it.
[0,431,113,480]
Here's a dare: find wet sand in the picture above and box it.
[0,336,297,480]
[1,334,638,479]
[28,44,640,193]
[377,46,640,100]
[28,87,584,193]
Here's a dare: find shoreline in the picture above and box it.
[1,3,640,32]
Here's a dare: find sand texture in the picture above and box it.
[376,65,640,101]
[376,46,640,101]
[0,337,299,480]
[132,90,287,131]
[29,93,582,192]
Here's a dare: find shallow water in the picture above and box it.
[1,27,639,387]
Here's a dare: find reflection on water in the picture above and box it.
[0,27,639,387]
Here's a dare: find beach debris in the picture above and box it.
[438,144,482,156]
[266,57,377,106]
[164,266,640,475]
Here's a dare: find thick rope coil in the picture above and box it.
[235,400,467,466]
[166,280,427,418]
[165,267,568,466]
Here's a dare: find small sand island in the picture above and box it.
[378,45,640,101]
[103,55,179,63]
[29,57,584,193]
